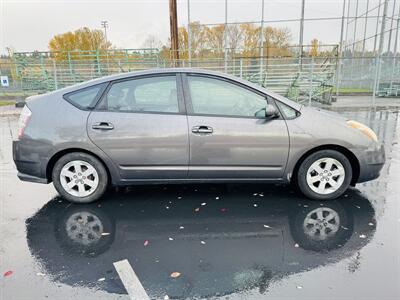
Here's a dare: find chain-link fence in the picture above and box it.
[1,0,399,105]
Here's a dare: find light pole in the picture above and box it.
[101,20,109,73]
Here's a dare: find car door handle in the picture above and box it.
[192,126,213,134]
[92,122,114,130]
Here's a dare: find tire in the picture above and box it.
[52,152,108,203]
[296,150,352,200]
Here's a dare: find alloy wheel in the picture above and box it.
[306,157,345,195]
[60,160,99,197]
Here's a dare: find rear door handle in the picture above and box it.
[192,125,213,134]
[92,122,114,130]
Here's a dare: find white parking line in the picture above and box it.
[113,259,150,300]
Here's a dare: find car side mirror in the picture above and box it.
[265,104,279,118]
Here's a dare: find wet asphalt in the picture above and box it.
[0,108,399,300]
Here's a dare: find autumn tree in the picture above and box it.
[49,27,111,60]
[226,24,242,54]
[204,25,225,55]
[240,24,260,57]
[188,22,208,58]
[263,26,292,57]
[310,38,319,57]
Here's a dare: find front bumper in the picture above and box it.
[355,143,385,183]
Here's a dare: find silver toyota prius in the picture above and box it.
[13,68,385,203]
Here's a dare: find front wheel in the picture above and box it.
[52,152,108,203]
[296,150,352,200]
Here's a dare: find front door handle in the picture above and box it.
[192,125,213,134]
[92,122,114,130]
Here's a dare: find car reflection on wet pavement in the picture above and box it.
[1,108,400,300]
[26,186,376,299]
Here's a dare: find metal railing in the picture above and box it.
[1,50,399,103]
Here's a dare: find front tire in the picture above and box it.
[52,152,108,203]
[296,150,352,200]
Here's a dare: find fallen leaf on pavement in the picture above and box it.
[3,271,13,277]
[170,272,181,278]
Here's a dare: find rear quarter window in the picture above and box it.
[64,84,106,109]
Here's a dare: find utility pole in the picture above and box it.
[101,20,109,73]
[169,0,179,64]
[299,0,305,70]
[187,0,191,65]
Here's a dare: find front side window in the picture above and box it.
[64,84,105,109]
[102,76,179,113]
[187,76,268,118]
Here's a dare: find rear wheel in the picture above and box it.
[52,152,108,203]
[296,150,352,200]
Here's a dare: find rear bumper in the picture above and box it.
[13,140,49,184]
[355,143,385,183]
[17,172,49,184]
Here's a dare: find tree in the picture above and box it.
[141,35,163,49]
[204,24,225,54]
[240,24,260,57]
[310,38,319,57]
[226,24,242,54]
[48,27,112,60]
[262,26,292,57]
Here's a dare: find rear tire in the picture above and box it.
[296,150,352,200]
[52,152,108,203]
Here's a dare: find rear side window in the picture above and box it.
[64,84,105,109]
[100,75,179,113]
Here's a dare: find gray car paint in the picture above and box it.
[13,68,385,187]
[187,115,289,179]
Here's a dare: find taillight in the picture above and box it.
[18,105,32,139]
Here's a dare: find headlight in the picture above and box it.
[347,120,378,142]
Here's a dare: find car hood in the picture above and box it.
[300,106,348,122]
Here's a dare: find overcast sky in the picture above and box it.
[0,0,384,55]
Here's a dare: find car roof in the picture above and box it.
[52,68,302,111]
